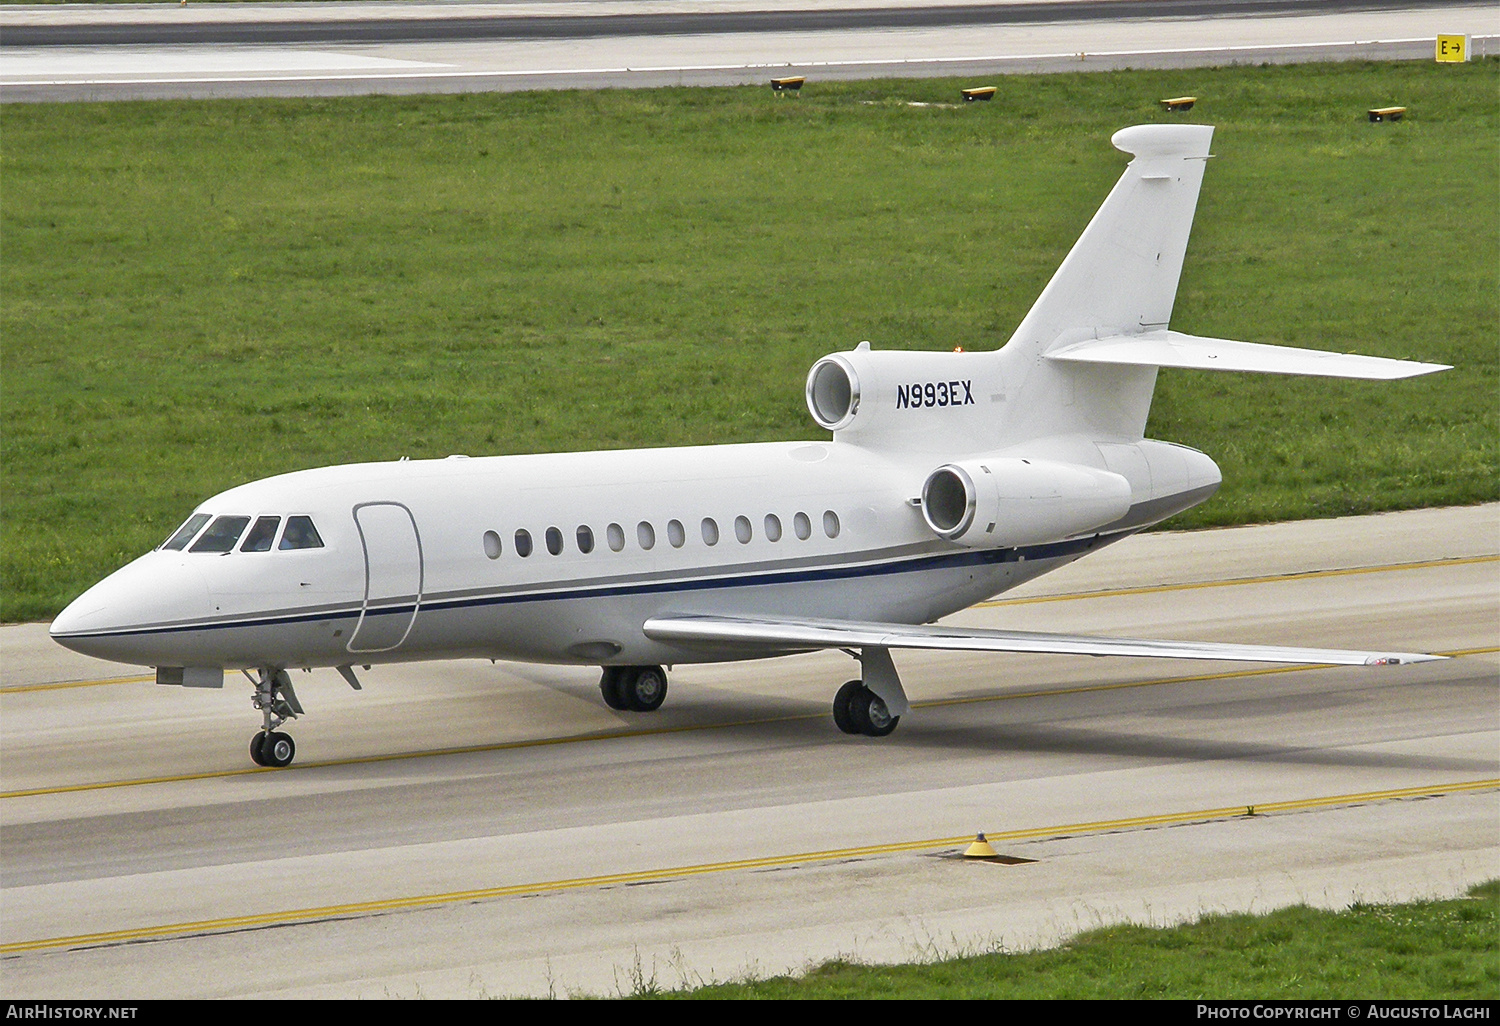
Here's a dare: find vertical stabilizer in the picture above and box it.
[998,124,1214,443]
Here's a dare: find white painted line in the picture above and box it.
[4,36,1488,87]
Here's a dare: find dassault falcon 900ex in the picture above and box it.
[51,124,1449,768]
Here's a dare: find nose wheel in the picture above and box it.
[247,667,303,767]
[250,730,296,768]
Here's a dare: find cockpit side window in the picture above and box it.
[279,515,324,550]
[189,515,251,553]
[161,513,212,551]
[240,516,282,553]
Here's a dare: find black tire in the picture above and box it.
[832,679,862,735]
[262,731,296,768]
[858,690,900,738]
[250,731,268,766]
[600,667,629,710]
[623,665,668,712]
[848,686,899,738]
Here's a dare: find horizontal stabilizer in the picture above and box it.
[644,614,1444,666]
[1047,331,1449,379]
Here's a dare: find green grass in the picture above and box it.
[2,61,1496,621]
[653,880,1500,998]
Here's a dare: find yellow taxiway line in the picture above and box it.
[3,778,1494,956]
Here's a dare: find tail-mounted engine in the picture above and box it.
[806,343,1004,451]
[920,457,1132,548]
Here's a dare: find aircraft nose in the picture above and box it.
[50,556,213,664]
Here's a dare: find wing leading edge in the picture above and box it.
[642,614,1444,667]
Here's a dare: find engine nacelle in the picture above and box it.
[805,344,1004,451]
[920,457,1132,548]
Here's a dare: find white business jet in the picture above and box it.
[51,124,1449,768]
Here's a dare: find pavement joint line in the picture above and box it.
[5,647,1492,800]
[976,553,1499,608]
[6,554,1490,694]
[4,778,1493,956]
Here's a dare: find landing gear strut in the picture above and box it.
[247,667,302,767]
[600,665,668,712]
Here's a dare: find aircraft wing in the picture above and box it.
[642,614,1444,666]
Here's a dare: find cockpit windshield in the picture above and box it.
[161,513,212,551]
[162,513,323,554]
[189,515,252,553]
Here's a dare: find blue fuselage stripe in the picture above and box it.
[55,532,1118,641]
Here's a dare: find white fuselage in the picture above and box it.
[49,437,1211,673]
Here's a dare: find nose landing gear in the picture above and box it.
[247,667,302,767]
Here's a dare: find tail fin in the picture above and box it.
[998,124,1214,443]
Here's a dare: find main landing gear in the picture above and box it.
[831,647,909,738]
[600,665,668,712]
[832,679,899,737]
[247,667,302,768]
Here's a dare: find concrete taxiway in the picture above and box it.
[2,504,1495,997]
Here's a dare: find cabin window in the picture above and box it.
[764,514,782,542]
[701,518,719,546]
[577,526,595,554]
[607,523,625,552]
[667,519,685,548]
[734,515,752,544]
[546,527,564,556]
[793,512,812,540]
[161,513,212,551]
[280,516,325,550]
[823,510,840,539]
[637,521,656,550]
[190,515,251,553]
[483,531,502,559]
[240,516,282,553]
[515,529,533,557]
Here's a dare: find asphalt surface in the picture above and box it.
[2,504,1494,997]
[0,0,1467,47]
[2,0,1494,100]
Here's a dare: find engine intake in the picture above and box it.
[805,355,861,431]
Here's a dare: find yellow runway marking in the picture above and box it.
[4,778,1494,956]
[4,647,1492,800]
[1,673,156,693]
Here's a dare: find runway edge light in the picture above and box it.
[964,833,998,858]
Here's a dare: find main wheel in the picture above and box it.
[262,731,296,767]
[250,731,269,766]
[600,667,629,710]
[848,685,899,738]
[622,666,668,712]
[832,680,862,735]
